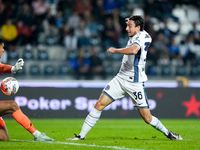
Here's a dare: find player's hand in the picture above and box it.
[11,58,24,73]
[107,47,116,55]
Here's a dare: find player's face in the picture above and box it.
[126,20,140,37]
[0,43,5,58]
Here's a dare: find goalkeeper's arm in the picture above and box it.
[11,58,24,74]
[0,58,24,74]
[0,63,12,74]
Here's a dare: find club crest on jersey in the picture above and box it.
[105,85,110,90]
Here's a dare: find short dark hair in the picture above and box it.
[0,37,4,45]
[129,15,144,31]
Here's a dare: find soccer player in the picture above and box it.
[0,37,54,141]
[66,16,183,141]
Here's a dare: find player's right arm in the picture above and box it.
[107,45,140,55]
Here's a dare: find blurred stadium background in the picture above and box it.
[1,0,200,119]
[1,0,200,82]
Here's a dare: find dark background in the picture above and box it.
[1,87,200,119]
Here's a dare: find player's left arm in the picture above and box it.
[0,58,24,74]
[0,63,12,74]
[107,45,140,55]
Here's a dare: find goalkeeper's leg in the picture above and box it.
[0,100,37,134]
[0,100,54,141]
[0,117,9,141]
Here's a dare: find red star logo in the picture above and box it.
[182,94,200,117]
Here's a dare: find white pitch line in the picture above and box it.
[10,139,145,150]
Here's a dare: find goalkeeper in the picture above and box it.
[0,37,54,141]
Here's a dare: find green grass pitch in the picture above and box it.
[0,119,199,150]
